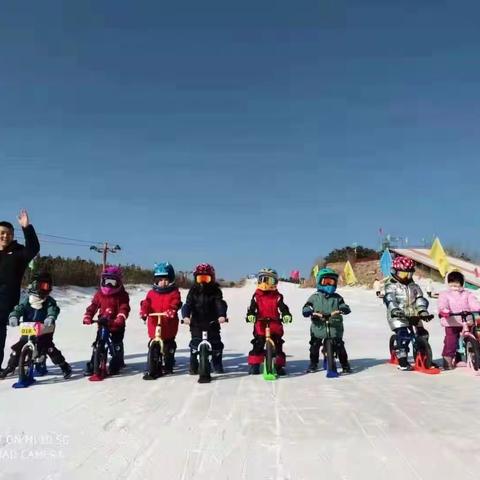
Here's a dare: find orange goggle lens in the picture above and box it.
[196,274,212,283]
[320,277,337,286]
[38,281,51,291]
[258,276,277,286]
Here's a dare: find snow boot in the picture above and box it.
[34,360,48,377]
[60,362,72,379]
[83,361,93,376]
[212,352,224,374]
[341,362,352,374]
[275,365,286,376]
[397,357,412,371]
[109,343,125,375]
[189,354,199,375]
[249,364,260,375]
[443,356,454,370]
[306,362,318,373]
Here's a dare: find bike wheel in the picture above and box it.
[324,338,337,375]
[147,342,163,377]
[465,338,480,371]
[264,340,275,376]
[198,344,211,380]
[93,342,108,378]
[414,336,433,369]
[18,347,34,384]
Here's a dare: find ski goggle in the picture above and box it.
[102,277,118,287]
[196,274,212,283]
[258,275,278,285]
[154,275,169,281]
[319,277,337,286]
[396,271,413,280]
[31,281,51,293]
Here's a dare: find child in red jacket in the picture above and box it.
[246,268,292,376]
[140,262,182,379]
[83,266,130,375]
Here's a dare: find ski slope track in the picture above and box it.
[1,280,480,480]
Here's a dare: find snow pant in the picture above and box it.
[442,326,463,358]
[309,335,349,367]
[394,326,429,358]
[248,334,285,367]
[189,327,223,371]
[5,333,66,371]
[0,311,7,368]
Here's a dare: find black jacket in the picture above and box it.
[181,283,227,331]
[0,225,40,315]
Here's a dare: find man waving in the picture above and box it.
[0,209,40,372]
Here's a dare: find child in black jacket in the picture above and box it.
[181,263,227,376]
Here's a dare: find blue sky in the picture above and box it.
[1,0,479,279]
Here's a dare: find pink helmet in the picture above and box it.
[194,263,215,280]
[100,266,123,295]
[392,256,415,272]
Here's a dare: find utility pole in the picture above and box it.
[90,242,121,270]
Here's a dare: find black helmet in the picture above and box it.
[29,272,53,298]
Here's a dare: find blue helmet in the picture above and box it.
[316,268,338,295]
[153,262,175,282]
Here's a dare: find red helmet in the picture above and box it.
[193,263,215,280]
[392,256,415,272]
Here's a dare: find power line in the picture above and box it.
[37,232,103,245]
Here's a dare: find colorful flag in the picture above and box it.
[430,237,450,277]
[312,264,319,279]
[343,261,357,285]
[380,249,392,278]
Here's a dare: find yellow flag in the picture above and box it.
[312,264,319,279]
[343,260,357,285]
[430,237,450,277]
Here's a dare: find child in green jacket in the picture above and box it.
[302,268,351,373]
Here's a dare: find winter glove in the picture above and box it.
[418,310,432,321]
[302,305,314,318]
[439,310,450,319]
[391,308,405,319]
[44,316,55,327]
[246,314,256,323]
[113,314,126,328]
[9,316,19,327]
[83,315,93,325]
[282,314,293,324]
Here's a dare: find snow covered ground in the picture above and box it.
[1,280,480,480]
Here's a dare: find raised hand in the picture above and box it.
[17,209,30,228]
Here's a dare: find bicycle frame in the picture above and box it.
[148,312,166,354]
[447,311,480,373]
[388,315,440,374]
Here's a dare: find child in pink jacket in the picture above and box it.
[438,271,480,369]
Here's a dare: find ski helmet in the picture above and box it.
[28,272,53,298]
[194,263,215,283]
[153,262,175,282]
[257,268,279,291]
[100,265,123,295]
[391,256,415,284]
[316,268,339,294]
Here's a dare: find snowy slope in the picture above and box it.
[1,281,480,480]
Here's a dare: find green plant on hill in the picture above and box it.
[324,246,379,264]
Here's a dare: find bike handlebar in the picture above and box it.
[181,318,229,324]
[392,314,434,322]
[441,311,480,320]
